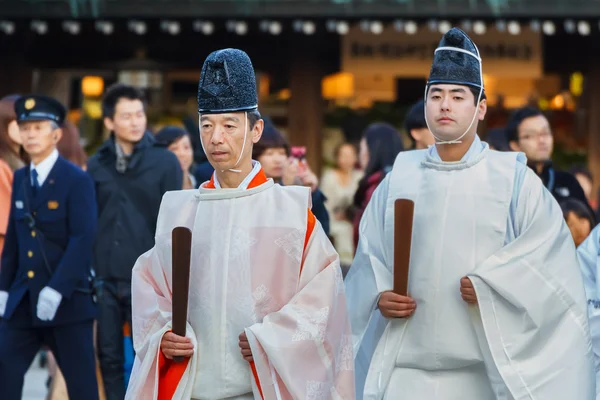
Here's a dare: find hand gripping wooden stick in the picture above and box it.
[172,227,192,363]
[393,199,414,296]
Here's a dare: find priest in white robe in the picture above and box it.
[345,27,594,400]
[125,48,354,400]
[577,224,600,399]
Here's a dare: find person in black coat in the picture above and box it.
[0,95,99,400]
[87,84,182,400]
[506,106,592,211]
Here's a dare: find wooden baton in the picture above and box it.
[393,199,414,296]
[171,226,192,363]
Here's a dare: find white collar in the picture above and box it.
[213,160,262,190]
[30,148,59,186]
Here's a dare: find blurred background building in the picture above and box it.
[0,0,598,181]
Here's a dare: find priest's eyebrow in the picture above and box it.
[429,87,467,94]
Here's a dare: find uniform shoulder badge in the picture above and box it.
[47,201,59,210]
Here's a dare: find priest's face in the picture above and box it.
[200,112,263,170]
[425,84,486,142]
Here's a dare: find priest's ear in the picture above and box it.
[476,99,487,122]
[250,116,264,144]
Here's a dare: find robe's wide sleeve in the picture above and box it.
[245,218,355,399]
[124,237,198,400]
[577,224,600,399]
[469,168,595,399]
[343,175,392,397]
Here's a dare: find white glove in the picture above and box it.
[0,291,8,317]
[37,287,62,321]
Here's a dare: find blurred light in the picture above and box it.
[507,21,520,35]
[578,21,590,36]
[268,21,282,35]
[461,19,473,32]
[564,19,576,34]
[405,20,418,35]
[63,20,81,35]
[496,20,506,32]
[95,21,113,35]
[473,20,486,35]
[0,21,15,35]
[81,76,104,97]
[161,20,180,35]
[542,21,555,35]
[336,21,349,35]
[193,20,214,35]
[530,19,541,32]
[31,20,48,35]
[326,19,336,32]
[235,21,248,35]
[570,72,584,96]
[302,21,316,35]
[359,19,370,32]
[393,20,404,32]
[550,94,565,109]
[128,20,147,35]
[438,20,451,34]
[370,21,383,35]
[427,19,438,32]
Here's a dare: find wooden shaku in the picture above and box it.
[393,199,414,296]
[171,226,192,363]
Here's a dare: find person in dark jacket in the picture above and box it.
[352,122,404,248]
[506,107,592,211]
[0,95,98,400]
[251,118,330,235]
[87,84,182,400]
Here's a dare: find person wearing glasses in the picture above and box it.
[506,106,591,211]
[0,95,99,400]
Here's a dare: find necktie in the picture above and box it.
[31,168,39,196]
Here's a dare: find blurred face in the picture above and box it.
[509,115,553,162]
[104,98,147,144]
[7,120,21,145]
[200,113,263,171]
[19,120,61,162]
[566,211,591,247]
[359,138,369,170]
[411,127,435,149]
[425,84,486,142]
[168,135,194,173]
[258,148,287,179]
[337,144,357,172]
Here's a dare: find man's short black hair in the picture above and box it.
[426,85,487,106]
[505,106,544,143]
[404,100,427,148]
[247,109,261,129]
[102,84,146,119]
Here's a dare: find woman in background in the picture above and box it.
[57,120,87,169]
[561,198,596,247]
[321,142,363,268]
[0,94,25,259]
[155,126,197,189]
[352,123,404,248]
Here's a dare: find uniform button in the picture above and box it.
[31,230,36,238]
[27,270,34,278]
[27,250,33,258]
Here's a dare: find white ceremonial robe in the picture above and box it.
[577,224,600,399]
[125,175,354,400]
[346,136,595,400]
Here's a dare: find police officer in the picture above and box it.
[0,95,99,400]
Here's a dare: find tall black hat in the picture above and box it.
[427,28,483,90]
[197,48,258,114]
[14,94,66,125]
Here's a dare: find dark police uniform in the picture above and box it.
[0,95,99,400]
